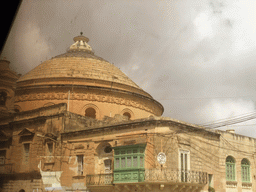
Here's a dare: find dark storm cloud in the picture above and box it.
[2,0,256,137]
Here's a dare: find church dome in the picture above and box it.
[15,34,164,119]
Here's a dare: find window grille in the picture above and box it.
[241,158,250,183]
[226,156,236,181]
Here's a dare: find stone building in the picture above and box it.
[0,34,255,192]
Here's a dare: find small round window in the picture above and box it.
[104,146,112,153]
[123,112,131,120]
[85,107,96,119]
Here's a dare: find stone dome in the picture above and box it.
[15,34,164,119]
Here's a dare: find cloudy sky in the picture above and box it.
[2,0,256,137]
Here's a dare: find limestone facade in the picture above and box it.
[0,35,255,192]
[1,103,255,192]
[0,59,20,117]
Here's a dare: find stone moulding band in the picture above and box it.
[15,92,160,115]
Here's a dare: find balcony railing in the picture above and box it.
[86,169,207,186]
[86,173,113,186]
[144,169,207,184]
[0,164,14,174]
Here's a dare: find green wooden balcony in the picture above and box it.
[114,168,145,183]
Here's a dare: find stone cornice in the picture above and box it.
[61,118,221,139]
[15,86,164,116]
[16,76,151,98]
[12,103,67,123]
[0,81,16,91]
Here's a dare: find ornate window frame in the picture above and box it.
[82,104,100,119]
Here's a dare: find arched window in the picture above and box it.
[241,158,250,183]
[0,92,7,106]
[226,156,236,181]
[123,112,131,120]
[85,107,96,119]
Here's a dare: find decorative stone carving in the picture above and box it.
[15,91,160,114]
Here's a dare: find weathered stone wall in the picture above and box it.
[216,130,256,192]
[14,87,161,119]
[2,179,44,192]
[0,59,20,116]
[1,109,255,192]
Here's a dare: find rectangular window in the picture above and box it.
[0,150,6,164]
[47,143,53,155]
[140,156,144,167]
[127,157,132,167]
[208,174,213,187]
[180,150,190,170]
[104,159,112,173]
[242,166,250,182]
[121,157,126,168]
[133,156,138,167]
[226,163,235,181]
[77,155,83,175]
[24,143,30,162]
[180,150,190,182]
[115,158,120,169]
